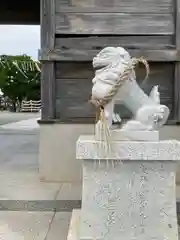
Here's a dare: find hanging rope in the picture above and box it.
[90,56,149,158]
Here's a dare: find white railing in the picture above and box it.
[21,100,41,112]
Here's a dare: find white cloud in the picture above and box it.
[0,25,40,59]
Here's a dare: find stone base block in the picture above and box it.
[95,129,159,141]
[77,137,180,240]
[80,160,178,240]
[159,126,180,184]
[110,130,159,141]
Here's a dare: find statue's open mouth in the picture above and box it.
[93,65,106,71]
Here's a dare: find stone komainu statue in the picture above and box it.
[90,47,169,131]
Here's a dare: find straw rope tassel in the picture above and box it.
[95,107,112,159]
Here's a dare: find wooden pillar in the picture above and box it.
[174,0,180,122]
[40,0,56,120]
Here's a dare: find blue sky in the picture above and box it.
[0,25,40,60]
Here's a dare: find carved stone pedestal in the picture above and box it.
[72,135,180,240]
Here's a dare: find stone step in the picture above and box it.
[0,200,81,212]
[0,169,82,211]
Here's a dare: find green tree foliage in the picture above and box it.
[0,54,41,111]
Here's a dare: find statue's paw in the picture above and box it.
[154,105,170,127]
[136,104,170,129]
[121,120,150,131]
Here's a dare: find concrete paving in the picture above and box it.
[0,127,81,211]
[1,117,39,130]
[57,183,82,201]
[0,211,53,240]
[47,212,72,240]
[0,112,79,239]
[0,129,76,239]
[0,169,61,201]
[0,112,40,125]
[0,211,72,240]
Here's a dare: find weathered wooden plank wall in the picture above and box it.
[55,62,174,121]
[55,13,173,35]
[40,0,180,124]
[55,0,173,11]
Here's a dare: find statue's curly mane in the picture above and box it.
[93,46,130,70]
[92,47,133,86]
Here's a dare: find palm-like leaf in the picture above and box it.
[0,57,41,76]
